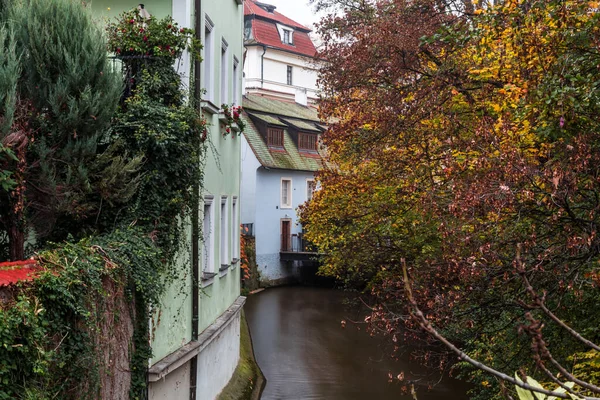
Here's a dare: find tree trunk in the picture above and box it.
[8,222,24,261]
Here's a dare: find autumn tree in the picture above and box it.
[302,0,600,398]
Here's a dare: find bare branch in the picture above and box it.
[400,259,600,400]
[516,250,600,352]
[537,360,591,398]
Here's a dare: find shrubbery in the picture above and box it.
[0,2,206,398]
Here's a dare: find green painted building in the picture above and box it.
[90,1,245,399]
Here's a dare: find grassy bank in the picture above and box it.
[217,311,265,400]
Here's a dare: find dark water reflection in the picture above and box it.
[244,286,470,400]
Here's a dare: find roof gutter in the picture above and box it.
[259,165,319,173]
[260,44,267,88]
[245,43,319,61]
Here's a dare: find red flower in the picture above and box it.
[129,19,135,24]
[143,36,148,41]
[167,24,172,29]
[180,28,185,33]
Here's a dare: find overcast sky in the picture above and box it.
[262,0,323,30]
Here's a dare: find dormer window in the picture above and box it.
[276,23,295,46]
[283,29,292,44]
[298,132,318,153]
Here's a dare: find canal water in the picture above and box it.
[245,286,470,400]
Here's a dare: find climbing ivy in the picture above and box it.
[0,228,163,399]
[106,8,206,260]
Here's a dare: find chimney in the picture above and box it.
[295,88,307,107]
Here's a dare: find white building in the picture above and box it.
[243,0,319,105]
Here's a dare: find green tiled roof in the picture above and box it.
[242,114,326,172]
[280,118,321,132]
[248,113,287,127]
[241,94,328,172]
[243,94,320,122]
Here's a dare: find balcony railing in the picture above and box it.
[280,233,315,253]
[241,223,254,237]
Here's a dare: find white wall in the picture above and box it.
[196,312,241,400]
[149,361,191,400]
[243,47,320,100]
[264,50,318,91]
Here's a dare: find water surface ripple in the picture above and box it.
[245,286,470,400]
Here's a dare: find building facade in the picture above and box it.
[90,1,244,399]
[243,0,319,105]
[240,1,324,285]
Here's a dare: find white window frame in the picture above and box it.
[281,178,292,209]
[203,15,215,103]
[275,23,294,44]
[220,38,229,105]
[276,24,293,45]
[231,196,239,264]
[232,56,240,105]
[306,179,315,201]
[202,196,215,276]
[220,196,229,270]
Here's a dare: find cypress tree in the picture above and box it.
[0,25,20,260]
[0,0,141,259]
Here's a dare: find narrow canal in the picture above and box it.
[245,286,470,400]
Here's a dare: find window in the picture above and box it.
[203,196,215,275]
[283,29,292,44]
[231,197,239,262]
[281,178,292,208]
[267,127,284,148]
[298,133,318,152]
[220,196,229,269]
[221,39,229,104]
[204,16,215,103]
[307,179,316,201]
[286,65,293,85]
[233,56,239,105]
[244,19,252,41]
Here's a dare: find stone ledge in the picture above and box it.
[148,296,247,382]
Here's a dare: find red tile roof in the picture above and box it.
[250,19,317,58]
[244,1,310,31]
[0,260,40,286]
